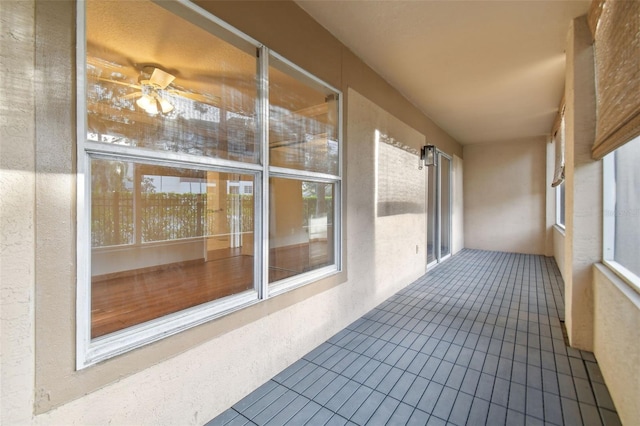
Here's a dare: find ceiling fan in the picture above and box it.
[97,64,221,115]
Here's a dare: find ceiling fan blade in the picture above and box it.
[122,92,142,100]
[149,68,175,89]
[96,77,141,90]
[167,89,221,106]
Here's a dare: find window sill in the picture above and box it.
[601,260,640,297]
[553,224,566,236]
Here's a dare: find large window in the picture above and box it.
[603,135,640,292]
[78,0,341,367]
[556,181,565,228]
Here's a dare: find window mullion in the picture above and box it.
[258,45,270,300]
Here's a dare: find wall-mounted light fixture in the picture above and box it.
[418,145,436,169]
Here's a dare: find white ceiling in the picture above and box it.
[296,0,590,145]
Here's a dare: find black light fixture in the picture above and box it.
[419,145,436,169]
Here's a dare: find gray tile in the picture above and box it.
[570,356,589,379]
[407,408,430,426]
[506,408,525,426]
[525,387,543,420]
[263,394,310,425]
[367,395,401,425]
[417,381,444,413]
[574,377,597,405]
[460,368,481,395]
[252,389,297,424]
[388,402,416,425]
[403,375,430,406]
[286,401,322,425]
[486,403,507,425]
[580,402,603,426]
[389,371,418,401]
[491,377,510,407]
[336,385,372,419]
[448,391,473,426]
[349,390,386,425]
[407,352,431,375]
[238,384,288,420]
[376,366,404,395]
[465,397,490,426]
[475,373,495,402]
[432,360,454,385]
[419,356,442,380]
[508,382,526,413]
[600,408,622,426]
[543,392,563,425]
[301,370,339,399]
[592,382,616,411]
[362,362,392,389]
[432,386,458,421]
[562,397,583,426]
[232,380,279,411]
[585,361,605,384]
[314,375,349,406]
[207,409,241,426]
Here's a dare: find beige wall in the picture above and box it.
[463,138,547,254]
[553,226,567,281]
[593,265,640,425]
[1,1,463,424]
[563,15,598,351]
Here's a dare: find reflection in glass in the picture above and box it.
[609,136,640,278]
[269,56,339,174]
[439,155,452,258]
[90,157,255,337]
[86,0,258,162]
[269,178,334,283]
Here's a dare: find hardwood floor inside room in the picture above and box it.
[91,242,331,338]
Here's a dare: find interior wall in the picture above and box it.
[463,138,547,254]
[1,0,464,423]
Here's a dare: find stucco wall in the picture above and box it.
[452,155,464,255]
[463,138,546,254]
[563,15,598,351]
[593,265,640,425]
[1,1,463,423]
[553,226,567,282]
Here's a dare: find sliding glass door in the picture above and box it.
[426,150,452,267]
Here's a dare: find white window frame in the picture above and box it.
[556,181,565,230]
[602,152,640,294]
[76,0,342,368]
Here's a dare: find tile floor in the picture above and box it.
[208,249,621,425]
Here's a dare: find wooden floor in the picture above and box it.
[91,242,331,338]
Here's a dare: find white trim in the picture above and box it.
[85,290,260,366]
[268,265,340,297]
[602,261,640,296]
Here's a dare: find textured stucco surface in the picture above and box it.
[593,264,640,425]
[463,138,547,254]
[452,155,464,255]
[1,1,36,424]
[563,15,599,351]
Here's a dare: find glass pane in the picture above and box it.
[611,136,640,278]
[439,155,451,258]
[269,56,339,175]
[86,0,258,162]
[427,166,436,264]
[91,157,255,338]
[269,178,335,283]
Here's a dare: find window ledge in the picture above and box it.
[553,224,566,235]
[598,261,640,300]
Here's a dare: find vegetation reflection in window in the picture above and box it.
[90,157,255,338]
